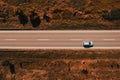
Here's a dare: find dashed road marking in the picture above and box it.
[103,39,115,41]
[5,39,16,41]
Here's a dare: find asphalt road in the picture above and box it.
[0,30,120,49]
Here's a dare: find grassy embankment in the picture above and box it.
[0,0,120,30]
[0,49,120,80]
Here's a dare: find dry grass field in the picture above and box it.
[0,0,120,30]
[0,49,120,80]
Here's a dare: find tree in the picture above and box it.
[15,9,28,28]
[2,60,16,80]
[29,11,41,28]
[43,12,51,22]
[102,9,120,21]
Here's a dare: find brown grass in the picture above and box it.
[0,49,120,80]
[0,0,120,30]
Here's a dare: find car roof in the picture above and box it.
[83,41,90,45]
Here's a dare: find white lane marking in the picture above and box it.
[2,38,116,41]
[0,47,120,49]
[0,30,120,33]
[5,39,16,41]
[3,39,82,41]
[4,39,50,41]
[18,39,49,41]
[103,39,115,41]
